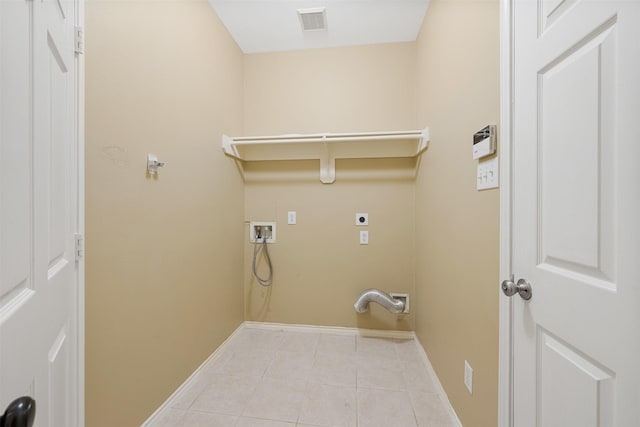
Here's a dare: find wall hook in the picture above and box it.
[147,154,166,175]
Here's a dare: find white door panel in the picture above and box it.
[0,0,38,411]
[1,0,81,423]
[538,330,615,427]
[512,0,640,426]
[0,0,32,301]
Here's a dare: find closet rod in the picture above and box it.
[230,133,424,146]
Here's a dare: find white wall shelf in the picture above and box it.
[222,128,430,183]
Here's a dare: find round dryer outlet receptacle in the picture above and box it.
[355,213,369,226]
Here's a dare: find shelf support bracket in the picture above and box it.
[222,135,241,160]
[319,138,336,184]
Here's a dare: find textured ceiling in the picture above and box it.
[207,0,430,54]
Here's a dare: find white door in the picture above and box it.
[0,0,82,423]
[510,0,640,426]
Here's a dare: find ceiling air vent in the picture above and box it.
[297,7,327,31]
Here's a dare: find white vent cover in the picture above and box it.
[297,7,327,31]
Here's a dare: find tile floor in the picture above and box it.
[148,327,458,427]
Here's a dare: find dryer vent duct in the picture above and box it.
[297,8,327,31]
[354,289,406,314]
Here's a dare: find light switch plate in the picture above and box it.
[477,156,499,190]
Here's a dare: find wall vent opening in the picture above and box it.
[297,8,327,31]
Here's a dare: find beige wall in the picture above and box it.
[243,45,418,330]
[85,1,245,425]
[244,43,418,135]
[85,4,502,425]
[414,1,500,426]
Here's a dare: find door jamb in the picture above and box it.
[498,0,514,425]
[74,0,85,423]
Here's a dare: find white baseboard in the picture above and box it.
[140,322,246,427]
[414,339,464,427]
[141,321,460,427]
[243,320,416,340]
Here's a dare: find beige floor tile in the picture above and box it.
[298,383,357,427]
[182,410,239,426]
[236,417,296,427]
[203,349,234,370]
[410,390,457,427]
[147,408,187,427]
[316,334,356,355]
[356,336,399,360]
[170,361,240,409]
[309,353,357,388]
[154,334,452,427]
[229,329,285,353]
[265,351,314,381]
[394,339,424,364]
[208,349,275,377]
[279,331,320,353]
[169,373,212,410]
[357,388,418,427]
[402,362,439,393]
[190,374,261,415]
[357,356,407,391]
[243,378,307,422]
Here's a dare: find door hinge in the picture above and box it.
[75,233,84,261]
[74,26,84,54]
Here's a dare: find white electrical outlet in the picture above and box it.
[360,230,369,245]
[287,211,296,225]
[464,360,473,394]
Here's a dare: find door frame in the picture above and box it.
[498,0,513,426]
[73,0,85,423]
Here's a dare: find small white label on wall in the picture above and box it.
[288,211,297,225]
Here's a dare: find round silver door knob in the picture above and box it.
[501,278,532,300]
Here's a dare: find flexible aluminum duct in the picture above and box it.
[354,288,405,314]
